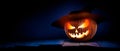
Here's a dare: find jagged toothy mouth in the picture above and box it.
[69,30,89,38]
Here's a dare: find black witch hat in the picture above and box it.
[51,7,105,29]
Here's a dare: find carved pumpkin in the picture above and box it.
[51,9,105,41]
[64,18,97,41]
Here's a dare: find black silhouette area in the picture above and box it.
[0,0,120,49]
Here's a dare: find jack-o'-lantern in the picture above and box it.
[51,8,104,41]
[64,18,97,41]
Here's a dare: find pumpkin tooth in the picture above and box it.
[76,33,84,38]
[69,33,70,34]
[69,33,75,38]
[75,34,77,35]
[76,33,78,36]
[80,32,82,34]
[69,33,71,34]
[84,30,89,36]
[79,33,81,35]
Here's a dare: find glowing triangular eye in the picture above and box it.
[66,22,75,29]
[78,19,89,28]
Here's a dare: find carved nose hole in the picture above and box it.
[75,29,78,33]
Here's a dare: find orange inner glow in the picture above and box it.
[78,19,90,28]
[66,22,75,29]
[69,30,90,38]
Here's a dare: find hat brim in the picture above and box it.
[51,11,105,29]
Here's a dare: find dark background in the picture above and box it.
[0,0,120,43]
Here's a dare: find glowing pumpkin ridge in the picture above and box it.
[64,19,97,41]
